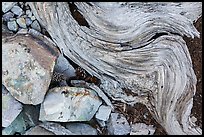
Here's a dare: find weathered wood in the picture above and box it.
[28,2,202,135]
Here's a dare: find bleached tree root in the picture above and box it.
[29,2,202,135]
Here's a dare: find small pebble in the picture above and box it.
[17,28,28,34]
[16,17,27,28]
[7,20,18,31]
[25,17,33,26]
[11,5,23,16]
[2,12,15,22]
[30,16,36,21]
[26,10,32,17]
[31,20,41,32]
[9,18,16,21]
[2,2,17,13]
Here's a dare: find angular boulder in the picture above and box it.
[39,86,102,122]
[107,113,130,135]
[2,85,23,127]
[2,32,59,105]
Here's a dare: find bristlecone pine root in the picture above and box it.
[29,2,202,135]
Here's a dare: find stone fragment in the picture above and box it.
[2,2,17,13]
[95,105,112,127]
[2,112,27,135]
[65,123,98,135]
[2,104,41,135]
[54,54,76,78]
[39,86,102,122]
[2,85,23,127]
[11,5,24,16]
[23,126,55,135]
[26,10,32,17]
[17,28,28,34]
[19,2,24,8]
[7,20,18,31]
[16,17,27,28]
[130,123,156,135]
[39,122,75,135]
[31,20,41,32]
[95,105,112,121]
[25,17,33,26]
[2,32,59,105]
[107,113,130,135]
[2,23,13,33]
[2,12,15,22]
[30,15,36,20]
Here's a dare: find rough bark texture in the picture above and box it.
[28,2,202,135]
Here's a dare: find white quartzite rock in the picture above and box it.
[2,32,59,105]
[95,105,112,121]
[39,86,102,122]
[11,5,24,16]
[2,85,23,127]
[65,123,98,135]
[7,20,18,31]
[107,113,131,135]
[95,105,112,127]
[2,2,17,13]
[130,123,156,135]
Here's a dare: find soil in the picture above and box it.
[184,16,202,129]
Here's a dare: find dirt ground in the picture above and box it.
[184,16,202,129]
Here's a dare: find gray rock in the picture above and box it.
[39,86,102,122]
[8,17,16,21]
[21,105,40,128]
[2,104,41,135]
[95,105,112,121]
[25,17,33,26]
[31,20,41,32]
[2,85,23,127]
[11,5,24,16]
[2,33,59,105]
[107,113,130,135]
[2,23,13,33]
[19,2,24,8]
[54,54,76,79]
[130,123,155,135]
[7,20,18,31]
[95,105,112,127]
[2,2,17,13]
[17,28,28,34]
[24,126,55,135]
[39,122,75,135]
[30,15,36,21]
[16,17,27,28]
[2,112,27,135]
[2,12,15,22]
[26,10,32,17]
[65,123,98,135]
